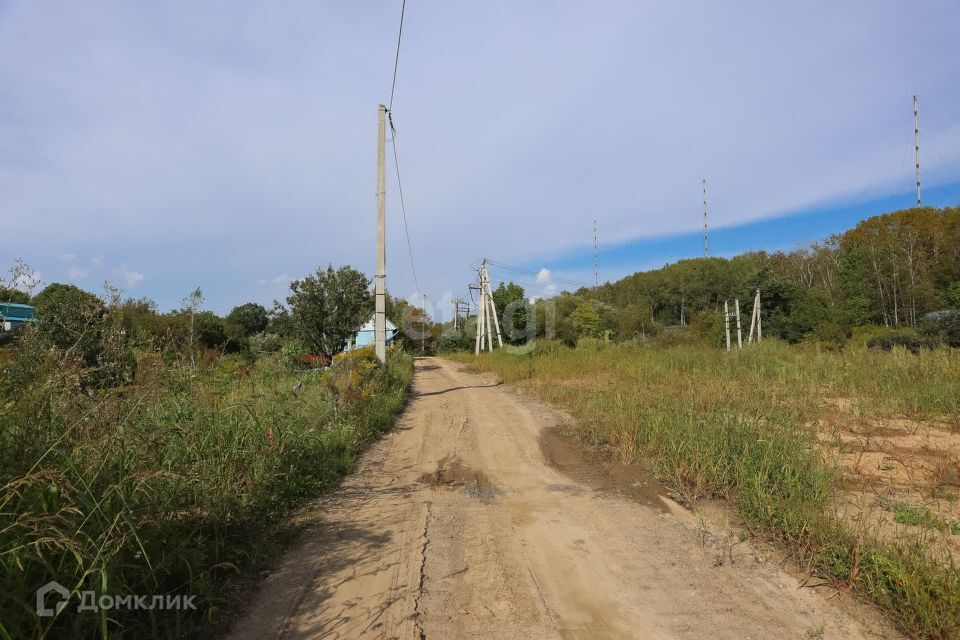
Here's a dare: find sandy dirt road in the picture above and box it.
[230,357,900,640]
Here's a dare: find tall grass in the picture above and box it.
[0,347,413,639]
[460,340,960,639]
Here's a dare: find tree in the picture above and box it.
[492,281,531,344]
[0,287,29,305]
[225,302,269,346]
[571,303,601,338]
[287,265,371,358]
[31,283,106,363]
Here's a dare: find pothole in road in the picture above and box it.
[417,455,502,503]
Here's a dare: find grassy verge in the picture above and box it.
[455,340,960,639]
[0,346,413,639]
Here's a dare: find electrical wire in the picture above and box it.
[486,259,592,288]
[388,0,405,112]
[388,113,421,295]
[383,0,421,298]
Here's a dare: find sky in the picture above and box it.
[1,1,959,319]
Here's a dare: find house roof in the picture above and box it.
[356,310,398,333]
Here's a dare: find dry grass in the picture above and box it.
[457,339,960,639]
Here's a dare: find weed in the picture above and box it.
[457,341,960,639]
[0,346,413,638]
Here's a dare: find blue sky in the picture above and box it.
[1,1,959,318]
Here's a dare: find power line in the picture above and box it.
[388,113,421,295]
[384,0,420,297]
[485,259,592,288]
[388,0,406,111]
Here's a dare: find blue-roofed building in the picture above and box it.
[0,303,36,332]
[344,311,399,352]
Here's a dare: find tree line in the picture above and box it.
[437,206,960,350]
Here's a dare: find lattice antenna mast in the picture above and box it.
[703,178,709,258]
[593,219,599,287]
[914,95,922,207]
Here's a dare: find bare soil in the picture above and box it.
[228,358,901,640]
[818,399,960,559]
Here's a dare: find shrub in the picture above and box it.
[919,311,960,348]
[867,331,938,354]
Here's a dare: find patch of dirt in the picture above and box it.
[417,455,502,502]
[539,426,671,514]
[818,399,960,559]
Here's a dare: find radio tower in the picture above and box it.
[914,95,922,207]
[703,178,709,258]
[593,219,599,286]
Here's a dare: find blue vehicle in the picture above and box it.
[0,303,35,332]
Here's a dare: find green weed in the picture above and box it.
[458,340,960,639]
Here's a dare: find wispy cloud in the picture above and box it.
[114,264,145,288]
[68,266,88,280]
[58,253,76,262]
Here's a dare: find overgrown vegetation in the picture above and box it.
[459,340,960,639]
[0,261,414,639]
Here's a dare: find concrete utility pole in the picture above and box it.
[420,293,427,355]
[914,95,922,207]
[724,300,731,352]
[452,297,469,331]
[703,178,709,258]
[593,219,599,287]
[474,260,503,355]
[375,105,387,364]
[734,298,743,349]
[748,288,762,344]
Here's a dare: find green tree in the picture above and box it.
[571,303,601,338]
[492,281,530,344]
[287,265,371,358]
[224,302,269,350]
[0,287,29,305]
[226,303,269,337]
[31,283,106,364]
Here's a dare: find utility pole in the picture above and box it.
[703,178,709,258]
[474,260,503,354]
[914,95,921,207]
[375,104,387,364]
[593,219,599,287]
[420,293,427,355]
[734,298,743,349]
[452,297,469,331]
[749,288,762,344]
[724,300,731,352]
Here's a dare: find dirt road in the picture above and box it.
[230,357,899,640]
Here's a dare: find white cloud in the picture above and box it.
[124,271,145,287]
[256,278,267,285]
[271,274,291,286]
[68,266,88,280]
[115,263,144,288]
[58,252,76,261]
[536,268,552,284]
[91,255,104,267]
